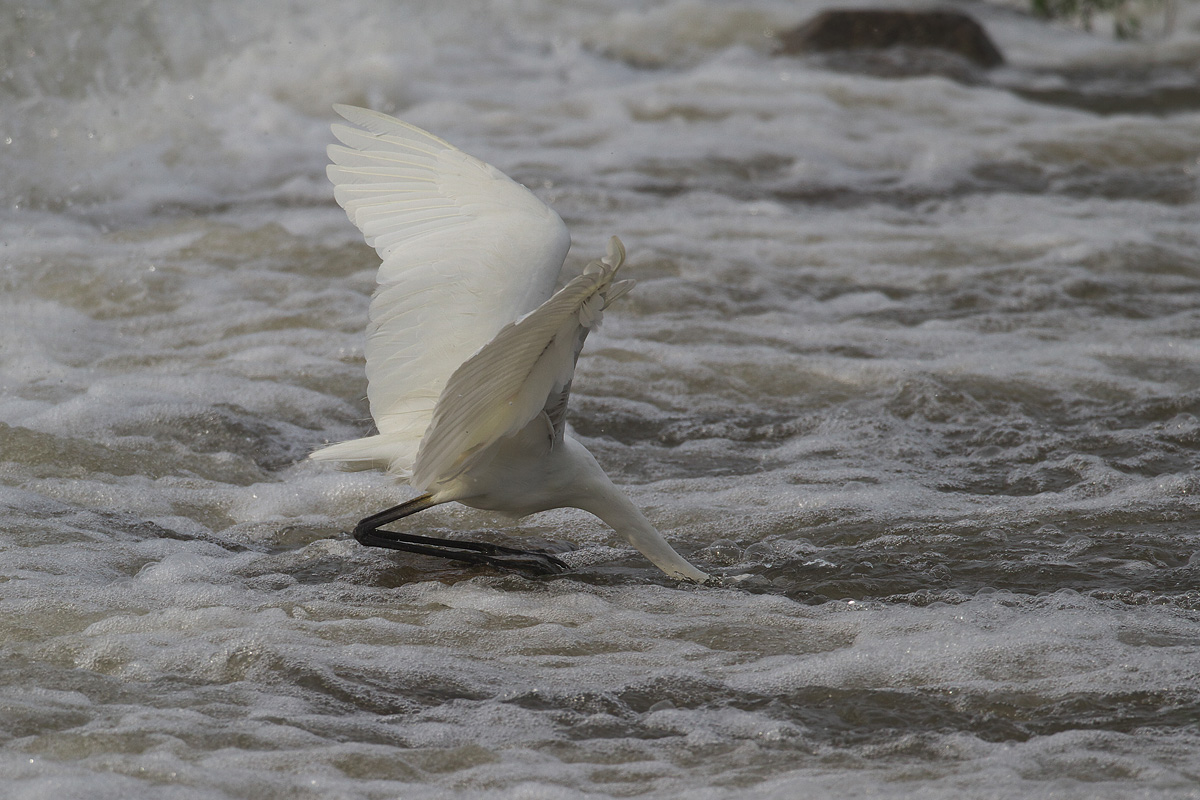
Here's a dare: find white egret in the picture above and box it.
[311,105,709,583]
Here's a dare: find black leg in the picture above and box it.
[352,494,570,576]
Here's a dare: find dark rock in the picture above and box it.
[777,9,1004,69]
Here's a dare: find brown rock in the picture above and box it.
[777,9,1004,69]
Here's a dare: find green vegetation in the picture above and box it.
[1031,0,1173,38]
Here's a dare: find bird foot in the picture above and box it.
[473,549,570,575]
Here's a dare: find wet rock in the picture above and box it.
[777,9,1005,74]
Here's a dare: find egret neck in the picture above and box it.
[561,438,711,583]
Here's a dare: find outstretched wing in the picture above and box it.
[314,105,570,474]
[413,237,632,491]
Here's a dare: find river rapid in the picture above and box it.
[2,1,1200,797]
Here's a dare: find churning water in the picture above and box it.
[2,0,1200,797]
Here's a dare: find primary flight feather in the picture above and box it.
[311,105,708,583]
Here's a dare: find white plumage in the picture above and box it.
[311,105,708,583]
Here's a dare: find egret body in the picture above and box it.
[311,106,708,583]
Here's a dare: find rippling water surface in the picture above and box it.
[3,1,1200,797]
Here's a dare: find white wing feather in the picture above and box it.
[413,238,630,491]
[311,106,571,474]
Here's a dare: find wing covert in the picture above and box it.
[413,238,631,491]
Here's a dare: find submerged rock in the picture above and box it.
[777,8,1005,74]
